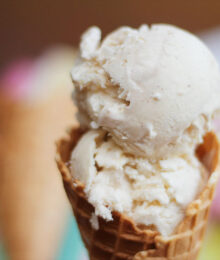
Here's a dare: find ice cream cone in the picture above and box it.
[0,48,78,260]
[56,128,220,260]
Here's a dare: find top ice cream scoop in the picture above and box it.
[72,24,220,159]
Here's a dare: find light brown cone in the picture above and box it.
[0,91,77,260]
[56,128,220,260]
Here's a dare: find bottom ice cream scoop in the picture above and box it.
[70,130,207,236]
[57,128,220,260]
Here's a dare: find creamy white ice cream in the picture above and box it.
[70,24,220,236]
[71,130,206,236]
[72,24,220,159]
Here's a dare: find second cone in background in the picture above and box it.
[0,47,77,260]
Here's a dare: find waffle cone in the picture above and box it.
[0,92,77,260]
[56,128,220,260]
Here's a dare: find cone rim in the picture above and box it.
[56,127,220,240]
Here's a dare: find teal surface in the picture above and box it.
[57,216,87,260]
[0,241,7,260]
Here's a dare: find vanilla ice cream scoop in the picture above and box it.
[71,130,207,236]
[72,24,220,158]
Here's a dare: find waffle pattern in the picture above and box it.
[56,129,220,260]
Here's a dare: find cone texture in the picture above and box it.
[56,128,220,260]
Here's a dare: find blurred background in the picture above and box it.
[0,0,220,259]
[1,0,220,69]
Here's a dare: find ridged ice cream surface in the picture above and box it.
[70,24,220,236]
[71,130,207,236]
[72,24,220,158]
